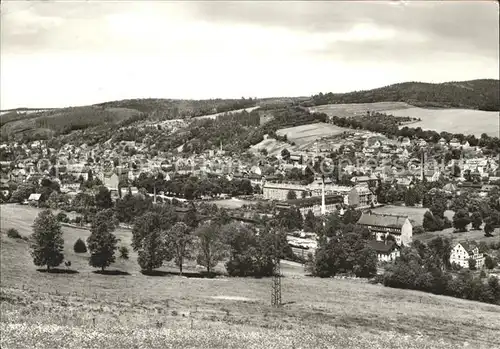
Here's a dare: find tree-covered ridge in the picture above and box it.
[94,97,257,117]
[1,98,258,143]
[305,79,500,111]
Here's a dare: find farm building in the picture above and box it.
[357,212,413,246]
[449,241,485,269]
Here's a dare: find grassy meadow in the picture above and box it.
[276,123,349,145]
[386,107,499,137]
[308,102,412,118]
[1,204,500,348]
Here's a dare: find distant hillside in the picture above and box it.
[0,98,260,142]
[304,79,500,111]
[1,106,142,142]
[94,97,258,118]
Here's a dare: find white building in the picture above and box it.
[450,241,485,269]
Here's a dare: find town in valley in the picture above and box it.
[1,1,499,349]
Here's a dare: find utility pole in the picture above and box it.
[271,227,282,307]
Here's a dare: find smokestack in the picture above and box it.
[421,151,425,181]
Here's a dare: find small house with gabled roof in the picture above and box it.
[367,240,401,262]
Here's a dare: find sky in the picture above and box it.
[1,0,499,109]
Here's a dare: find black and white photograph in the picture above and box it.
[0,1,499,348]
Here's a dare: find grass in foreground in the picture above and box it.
[1,204,500,348]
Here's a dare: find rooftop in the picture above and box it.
[357,212,409,228]
[367,240,399,253]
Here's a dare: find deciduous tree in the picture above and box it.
[167,222,194,275]
[471,212,483,230]
[30,210,64,271]
[132,212,171,272]
[195,222,226,274]
[453,209,470,232]
[95,186,113,210]
[87,210,118,271]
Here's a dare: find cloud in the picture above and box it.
[188,1,499,58]
[0,0,498,109]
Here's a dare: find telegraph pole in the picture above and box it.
[271,227,282,307]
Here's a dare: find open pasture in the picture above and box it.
[414,226,500,245]
[276,122,349,146]
[309,102,412,118]
[385,107,499,137]
[192,106,260,121]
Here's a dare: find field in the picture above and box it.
[211,198,258,209]
[371,205,454,227]
[385,107,499,137]
[192,106,260,121]
[415,226,500,245]
[250,122,351,156]
[371,205,430,227]
[250,137,290,156]
[308,102,412,118]
[276,122,349,146]
[2,204,500,348]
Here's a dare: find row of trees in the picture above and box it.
[133,173,256,200]
[29,207,291,277]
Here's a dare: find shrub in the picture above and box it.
[413,226,425,235]
[56,212,69,223]
[73,238,87,253]
[468,258,477,270]
[7,228,22,239]
[485,255,497,269]
[119,246,129,259]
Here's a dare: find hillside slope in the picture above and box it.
[1,204,500,349]
[305,79,500,111]
[1,106,142,141]
[0,98,260,141]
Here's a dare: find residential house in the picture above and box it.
[103,173,120,191]
[417,139,428,147]
[400,137,411,147]
[423,169,441,182]
[449,138,461,148]
[367,240,401,263]
[27,193,42,205]
[450,241,485,269]
[357,212,413,246]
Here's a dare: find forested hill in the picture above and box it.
[304,79,500,111]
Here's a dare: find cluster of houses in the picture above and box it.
[0,128,496,270]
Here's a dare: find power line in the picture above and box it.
[271,227,282,307]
